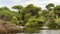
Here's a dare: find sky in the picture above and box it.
[0,0,60,9]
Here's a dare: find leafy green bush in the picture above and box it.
[25,16,38,27]
[11,16,18,24]
[48,22,57,29]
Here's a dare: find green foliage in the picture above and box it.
[38,16,45,22]
[11,16,18,24]
[0,7,10,10]
[0,9,11,20]
[12,5,23,13]
[55,18,60,25]
[46,3,54,10]
[48,21,57,29]
[54,5,60,16]
[25,17,38,27]
[25,4,41,17]
[12,5,23,10]
[0,3,60,29]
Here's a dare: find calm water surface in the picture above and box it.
[16,30,60,34]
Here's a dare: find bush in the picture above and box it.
[11,16,18,25]
[25,17,38,27]
[48,22,57,29]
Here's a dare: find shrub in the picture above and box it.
[11,16,18,25]
[48,22,57,29]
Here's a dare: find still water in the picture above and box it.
[17,30,60,34]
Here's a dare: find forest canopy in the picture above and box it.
[0,3,60,28]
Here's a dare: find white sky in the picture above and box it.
[0,0,60,9]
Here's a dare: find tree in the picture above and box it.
[37,16,46,26]
[12,5,25,23]
[12,5,23,13]
[46,3,54,10]
[25,16,38,27]
[0,7,12,21]
[54,5,60,17]
[0,7,10,10]
[25,4,41,17]
[41,10,49,18]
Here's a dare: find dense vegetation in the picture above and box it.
[0,3,60,29]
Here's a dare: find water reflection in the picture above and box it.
[9,27,60,34]
[24,27,40,33]
[40,30,60,34]
[17,30,60,34]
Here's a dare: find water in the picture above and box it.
[9,27,60,34]
[40,30,60,34]
[16,30,60,34]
